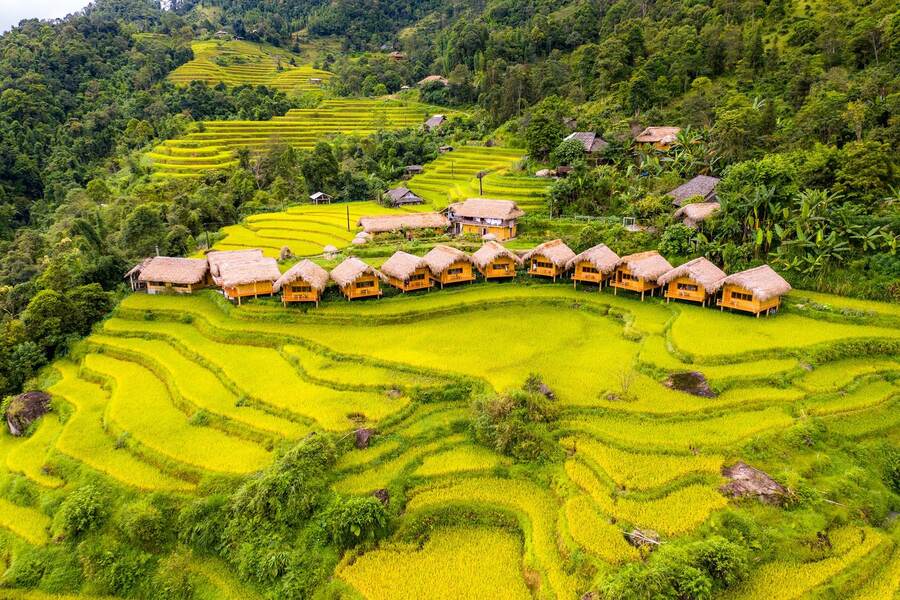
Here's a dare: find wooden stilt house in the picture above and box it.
[274,260,330,306]
[611,251,673,301]
[472,240,521,280]
[715,265,791,317]
[127,256,209,294]
[207,249,280,305]
[380,251,433,293]
[567,244,620,290]
[331,257,384,300]
[522,239,576,281]
[657,257,726,306]
[423,245,476,288]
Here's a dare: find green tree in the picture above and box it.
[524,96,570,159]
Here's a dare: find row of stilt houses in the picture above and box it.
[126,240,792,317]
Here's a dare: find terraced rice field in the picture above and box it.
[1,283,898,598]
[148,99,440,177]
[168,40,333,93]
[406,146,551,211]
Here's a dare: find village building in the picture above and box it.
[309,191,332,204]
[126,256,209,294]
[331,257,384,300]
[668,175,720,207]
[566,244,620,290]
[472,240,521,279]
[424,115,446,131]
[657,257,727,306]
[309,77,323,85]
[439,145,454,153]
[405,165,425,176]
[418,75,448,86]
[380,251,433,293]
[384,186,424,207]
[522,239,576,281]
[446,198,524,241]
[674,202,721,228]
[564,132,609,162]
[208,249,281,305]
[611,251,674,300]
[634,126,682,151]
[388,51,407,61]
[357,212,449,236]
[715,264,791,317]
[423,245,476,288]
[273,259,329,306]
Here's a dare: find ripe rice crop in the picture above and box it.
[563,436,723,490]
[824,401,900,438]
[338,526,531,600]
[0,498,50,545]
[283,344,443,389]
[849,544,900,599]
[337,439,402,470]
[48,362,193,491]
[84,354,271,475]
[802,380,898,416]
[797,357,900,392]
[638,335,799,381]
[414,444,501,477]
[334,437,462,494]
[564,495,639,564]
[5,414,64,488]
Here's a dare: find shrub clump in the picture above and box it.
[55,484,108,540]
[321,495,388,549]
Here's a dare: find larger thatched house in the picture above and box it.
[447,198,525,241]
[472,240,521,279]
[357,212,450,236]
[523,239,576,281]
[274,259,330,306]
[658,257,726,306]
[331,257,384,300]
[566,244,620,290]
[423,245,475,288]
[128,257,209,294]
[380,251,433,293]
[667,175,720,207]
[634,126,682,150]
[674,202,721,228]
[611,251,673,300]
[208,250,281,304]
[715,265,791,317]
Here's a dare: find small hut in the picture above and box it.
[564,132,609,163]
[274,260,330,306]
[357,212,449,236]
[380,251,433,293]
[309,192,332,205]
[668,175,720,207]
[424,115,446,131]
[657,257,727,306]
[611,251,673,300]
[522,239,576,281]
[472,240,521,279]
[715,265,791,317]
[674,202,721,228]
[634,126,682,151]
[388,51,407,61]
[216,258,280,305]
[418,75,448,86]
[130,257,209,294]
[331,257,384,300]
[384,186,424,207]
[405,165,425,176]
[423,245,476,288]
[566,244,620,290]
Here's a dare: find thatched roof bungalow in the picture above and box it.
[715,265,791,317]
[658,257,726,306]
[523,239,576,281]
[668,175,720,207]
[447,198,525,241]
[128,256,209,294]
[634,126,681,150]
[331,257,384,300]
[380,251,433,293]
[611,251,673,300]
[274,259,329,306]
[419,75,448,86]
[674,202,721,228]
[357,212,449,236]
[423,245,476,287]
[385,186,424,207]
[567,244,620,289]
[472,240,521,279]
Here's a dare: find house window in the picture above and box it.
[448,267,464,275]
[677,283,698,292]
[410,273,426,282]
[356,280,375,289]
[619,272,638,282]
[581,265,599,274]
[533,260,553,269]
[731,291,753,302]
[493,263,509,271]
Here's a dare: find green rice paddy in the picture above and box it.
[1,281,897,598]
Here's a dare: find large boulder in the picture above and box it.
[355,428,375,449]
[664,371,716,398]
[721,462,787,504]
[6,391,51,436]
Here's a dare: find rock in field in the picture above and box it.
[6,391,52,436]
[664,371,716,398]
[720,461,787,504]
[354,428,375,449]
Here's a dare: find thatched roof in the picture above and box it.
[674,202,721,227]
[385,187,423,204]
[564,132,609,153]
[658,257,727,293]
[207,249,263,278]
[380,251,429,281]
[423,245,472,274]
[136,257,208,285]
[668,175,721,206]
[616,251,673,280]
[566,244,620,273]
[448,198,525,221]
[425,114,446,128]
[357,212,449,234]
[419,75,448,86]
[124,257,152,278]
[635,126,681,144]
[274,259,329,293]
[218,257,280,288]
[522,239,576,268]
[715,265,792,301]
[330,257,383,287]
[472,240,522,269]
